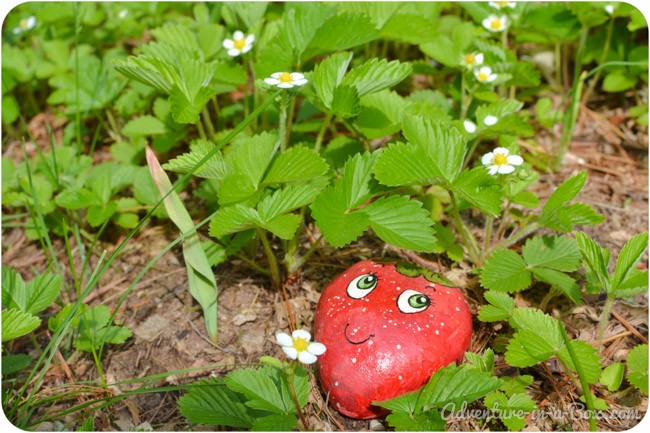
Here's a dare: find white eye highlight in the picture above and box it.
[346,274,378,299]
[397,289,431,314]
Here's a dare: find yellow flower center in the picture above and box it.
[279,72,293,83]
[490,19,503,30]
[293,337,309,352]
[464,53,476,65]
[496,1,510,7]
[478,72,489,81]
[20,19,30,29]
[493,154,508,165]
[233,38,246,50]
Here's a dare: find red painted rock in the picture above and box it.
[314,260,472,419]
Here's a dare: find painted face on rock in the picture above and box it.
[314,260,473,419]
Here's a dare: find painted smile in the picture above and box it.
[344,323,374,345]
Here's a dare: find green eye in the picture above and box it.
[408,294,430,309]
[397,289,431,313]
[357,275,377,290]
[347,274,379,299]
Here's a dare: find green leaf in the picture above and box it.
[557,339,602,384]
[385,410,446,431]
[1,308,41,342]
[357,90,406,139]
[480,250,531,293]
[263,146,329,184]
[419,363,503,410]
[613,270,648,298]
[484,392,537,431]
[48,304,84,333]
[2,354,33,376]
[331,85,361,119]
[308,12,380,54]
[575,232,611,292]
[163,139,228,179]
[342,58,412,97]
[310,184,371,247]
[522,235,581,272]
[505,308,564,367]
[113,56,173,94]
[178,378,253,428]
[499,375,534,397]
[452,167,503,217]
[261,213,302,240]
[603,70,637,93]
[364,195,436,252]
[478,291,514,322]
[251,414,298,432]
[226,2,268,28]
[531,268,582,304]
[227,132,277,191]
[23,273,63,315]
[402,117,466,184]
[627,344,649,394]
[611,232,649,293]
[74,305,132,351]
[539,172,603,231]
[122,115,167,137]
[374,141,437,186]
[147,147,218,342]
[465,348,495,373]
[2,266,26,312]
[86,202,118,227]
[420,35,460,67]
[257,184,322,222]
[312,52,353,108]
[224,368,289,413]
[170,85,217,124]
[475,99,524,127]
[340,152,380,208]
[553,203,605,231]
[209,205,258,238]
[600,362,625,392]
[372,389,420,414]
[55,188,101,209]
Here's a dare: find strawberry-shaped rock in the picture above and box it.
[314,260,472,419]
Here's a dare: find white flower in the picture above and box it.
[223,30,255,57]
[13,16,36,34]
[464,120,477,133]
[118,9,128,19]
[481,147,524,175]
[489,1,517,10]
[484,115,499,126]
[474,66,498,83]
[604,5,615,15]
[264,72,308,89]
[461,52,484,69]
[276,329,326,364]
[482,14,508,32]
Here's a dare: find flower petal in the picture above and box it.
[464,120,477,133]
[223,39,234,49]
[492,147,510,156]
[276,332,293,347]
[298,351,318,364]
[290,72,305,81]
[487,165,499,176]
[307,342,326,356]
[484,115,498,126]
[292,329,311,341]
[475,53,484,65]
[264,78,280,85]
[277,82,295,88]
[241,45,253,54]
[227,49,241,57]
[283,346,298,360]
[481,152,495,166]
[507,155,524,166]
[245,34,255,44]
[487,74,498,82]
[291,78,308,86]
[497,164,515,174]
[233,30,244,40]
[270,72,284,79]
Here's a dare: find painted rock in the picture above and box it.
[314,260,472,419]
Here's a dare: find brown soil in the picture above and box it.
[2,104,648,432]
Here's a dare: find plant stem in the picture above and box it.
[490,222,539,253]
[196,116,208,140]
[558,321,598,431]
[449,192,480,264]
[278,98,289,153]
[597,297,614,353]
[202,107,216,139]
[286,363,310,430]
[483,216,493,252]
[258,228,281,288]
[556,71,587,170]
[582,17,615,104]
[314,113,332,153]
[285,95,297,148]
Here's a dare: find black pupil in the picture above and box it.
[357,275,376,290]
[409,294,429,308]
